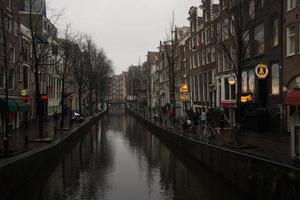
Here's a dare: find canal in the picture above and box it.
[11,106,251,200]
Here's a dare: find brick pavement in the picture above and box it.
[0,115,80,157]
[149,112,296,167]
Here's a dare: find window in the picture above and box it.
[205,27,211,44]
[211,47,215,62]
[243,30,250,58]
[272,19,279,47]
[272,64,280,95]
[193,54,197,68]
[206,48,211,64]
[202,51,206,65]
[287,25,296,56]
[217,23,222,42]
[4,16,12,33]
[198,52,201,67]
[199,73,203,101]
[254,24,264,56]
[218,51,223,72]
[287,0,296,11]
[242,71,248,93]
[203,73,206,101]
[249,0,255,19]
[222,18,229,40]
[6,0,12,10]
[8,69,14,89]
[248,70,255,93]
[23,65,29,89]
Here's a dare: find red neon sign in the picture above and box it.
[40,95,48,100]
[23,95,31,103]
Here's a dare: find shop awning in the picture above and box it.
[284,90,300,105]
[0,99,29,112]
[15,101,29,112]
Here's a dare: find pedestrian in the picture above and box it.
[200,109,207,128]
[194,109,200,136]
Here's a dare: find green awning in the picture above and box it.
[15,101,29,112]
[0,99,29,112]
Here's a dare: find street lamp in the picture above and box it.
[228,76,236,86]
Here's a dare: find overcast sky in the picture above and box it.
[48,0,199,74]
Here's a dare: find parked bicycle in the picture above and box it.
[202,121,221,143]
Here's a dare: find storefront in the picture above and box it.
[0,99,29,133]
[284,76,300,160]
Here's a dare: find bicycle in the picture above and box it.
[202,121,221,143]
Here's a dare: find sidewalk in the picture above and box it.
[0,116,82,157]
[149,112,296,167]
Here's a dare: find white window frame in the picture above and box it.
[287,0,296,11]
[287,25,296,56]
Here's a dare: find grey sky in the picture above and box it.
[48,0,199,74]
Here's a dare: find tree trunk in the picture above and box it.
[60,78,65,128]
[34,67,43,138]
[78,86,82,114]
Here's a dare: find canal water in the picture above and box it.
[13,106,251,200]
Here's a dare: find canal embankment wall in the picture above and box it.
[126,108,300,200]
[0,110,107,200]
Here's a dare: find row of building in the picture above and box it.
[110,0,300,139]
[0,0,84,133]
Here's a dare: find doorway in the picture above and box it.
[258,79,267,107]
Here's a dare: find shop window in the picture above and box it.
[242,71,248,93]
[272,64,280,95]
[248,70,255,93]
[0,66,4,88]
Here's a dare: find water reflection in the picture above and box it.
[13,105,251,200]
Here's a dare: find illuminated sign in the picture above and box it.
[180,83,189,93]
[255,64,268,79]
[40,95,48,101]
[180,94,189,101]
[20,89,29,97]
[23,95,31,103]
[240,94,253,103]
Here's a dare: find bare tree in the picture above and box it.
[0,0,21,152]
[56,24,76,128]
[212,0,256,144]
[24,0,62,137]
[165,13,176,111]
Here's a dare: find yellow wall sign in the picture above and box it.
[255,64,268,79]
[20,89,29,96]
[180,83,189,93]
[180,93,189,101]
[240,94,253,103]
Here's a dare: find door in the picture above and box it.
[258,79,267,107]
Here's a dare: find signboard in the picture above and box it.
[240,94,253,103]
[23,95,31,103]
[20,89,29,97]
[255,64,268,79]
[180,83,189,93]
[180,93,189,101]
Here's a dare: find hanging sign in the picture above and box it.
[255,64,268,79]
[180,83,189,93]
